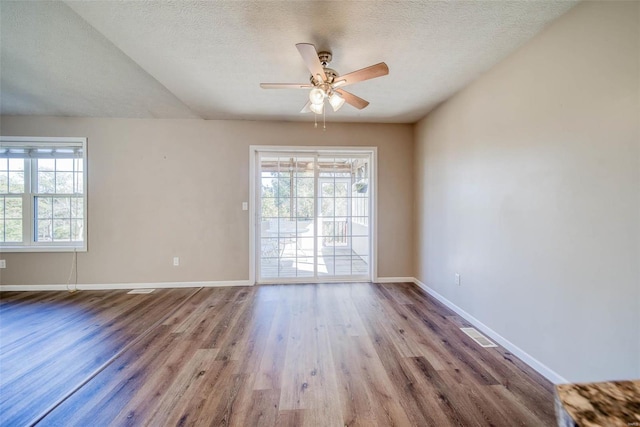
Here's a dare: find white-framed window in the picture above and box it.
[0,137,87,252]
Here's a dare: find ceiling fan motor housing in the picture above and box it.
[307,51,337,85]
[310,68,338,85]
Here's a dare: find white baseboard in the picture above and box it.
[0,280,252,292]
[412,278,568,385]
[375,277,415,283]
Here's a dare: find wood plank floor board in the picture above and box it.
[0,288,196,427]
[328,332,378,426]
[276,409,306,427]
[1,283,556,426]
[241,388,281,427]
[254,297,291,391]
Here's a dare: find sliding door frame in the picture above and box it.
[249,145,377,285]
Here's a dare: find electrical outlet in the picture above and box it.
[0,260,5,269]
[173,257,180,266]
[455,273,460,286]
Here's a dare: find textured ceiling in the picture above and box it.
[0,1,578,123]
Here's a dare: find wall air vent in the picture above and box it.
[127,289,155,294]
[460,327,497,348]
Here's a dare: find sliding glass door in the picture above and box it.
[256,150,372,283]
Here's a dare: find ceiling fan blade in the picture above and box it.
[300,100,312,113]
[260,83,313,89]
[335,89,369,110]
[333,62,389,87]
[296,43,327,83]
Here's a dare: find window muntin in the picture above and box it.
[0,137,87,251]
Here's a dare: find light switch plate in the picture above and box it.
[242,202,248,211]
[0,260,5,269]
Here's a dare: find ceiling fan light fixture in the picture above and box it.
[309,87,325,105]
[309,102,324,115]
[333,79,346,88]
[329,92,345,112]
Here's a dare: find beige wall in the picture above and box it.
[0,118,414,285]
[415,1,639,383]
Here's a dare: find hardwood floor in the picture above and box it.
[0,283,555,426]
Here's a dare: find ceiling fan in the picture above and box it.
[260,43,389,114]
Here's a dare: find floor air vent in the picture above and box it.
[460,327,497,348]
[127,289,155,294]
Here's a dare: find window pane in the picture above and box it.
[279,238,295,257]
[318,256,334,275]
[321,182,334,197]
[4,219,22,242]
[71,219,83,241]
[295,178,314,198]
[351,236,369,256]
[335,183,349,197]
[335,198,348,216]
[278,197,291,217]
[37,197,53,219]
[0,172,7,193]
[278,258,296,278]
[261,177,277,198]
[276,177,291,198]
[351,219,368,235]
[260,237,279,258]
[261,200,277,218]
[5,197,22,218]
[8,172,24,193]
[38,172,55,193]
[56,172,74,193]
[53,219,71,241]
[53,197,71,218]
[38,158,55,171]
[321,219,332,237]
[352,256,368,275]
[296,257,314,277]
[320,240,335,256]
[335,256,352,276]
[296,198,314,219]
[37,219,52,241]
[8,158,24,171]
[321,198,334,217]
[71,198,83,218]
[56,159,74,171]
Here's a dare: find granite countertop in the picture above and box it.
[555,380,640,427]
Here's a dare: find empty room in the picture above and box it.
[0,1,638,426]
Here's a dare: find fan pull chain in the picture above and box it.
[323,106,326,131]
[314,112,318,128]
